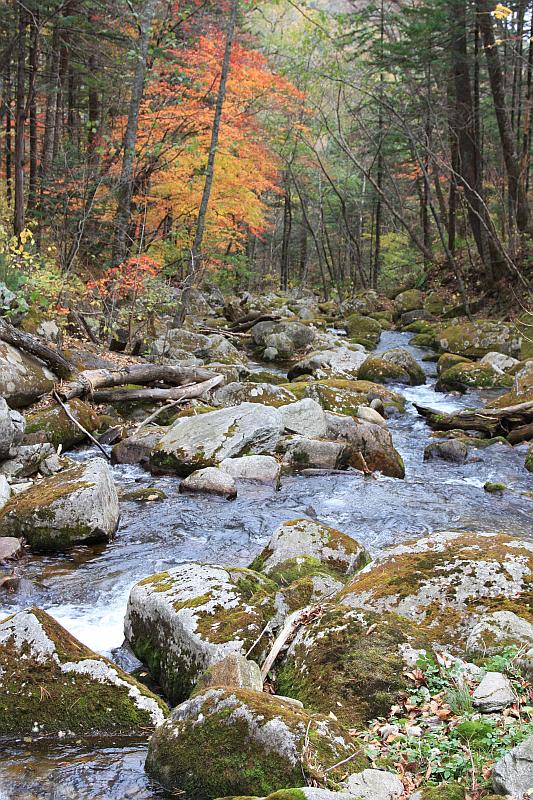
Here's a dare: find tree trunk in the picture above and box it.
[174,0,239,325]
[14,6,26,237]
[58,365,220,401]
[27,11,38,213]
[476,0,532,235]
[112,0,158,266]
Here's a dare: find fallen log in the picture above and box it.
[229,313,278,333]
[57,364,219,401]
[0,318,73,379]
[414,400,533,439]
[91,373,223,404]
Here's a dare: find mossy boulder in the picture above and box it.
[395,289,425,313]
[0,458,119,552]
[517,312,533,360]
[526,445,533,473]
[213,382,297,409]
[24,398,100,450]
[466,610,533,663]
[487,359,533,407]
[424,290,449,317]
[0,340,57,408]
[247,371,288,386]
[303,379,405,415]
[124,564,277,704]
[438,320,521,359]
[358,357,410,385]
[0,608,167,736]
[437,353,470,374]
[337,530,533,648]
[250,518,370,586]
[381,348,426,385]
[150,403,284,476]
[436,362,513,392]
[323,414,405,478]
[344,314,382,349]
[145,687,368,799]
[276,605,430,728]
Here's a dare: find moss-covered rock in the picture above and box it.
[145,687,368,799]
[250,518,370,584]
[437,353,471,374]
[344,314,382,349]
[0,608,167,736]
[302,379,405,415]
[409,332,440,349]
[122,486,167,502]
[124,564,277,704]
[358,357,410,385]
[0,458,119,552]
[337,530,533,648]
[526,445,533,473]
[424,290,450,317]
[324,414,405,478]
[436,362,513,391]
[214,382,297,408]
[0,341,58,408]
[484,482,507,494]
[276,605,430,728]
[395,289,425,313]
[438,321,521,359]
[381,348,426,385]
[418,784,465,800]
[25,398,100,450]
[516,312,533,360]
[247,371,288,386]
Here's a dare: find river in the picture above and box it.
[0,331,531,799]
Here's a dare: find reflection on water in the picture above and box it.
[0,331,531,798]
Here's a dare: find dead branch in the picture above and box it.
[0,318,73,379]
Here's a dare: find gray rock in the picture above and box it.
[0,458,119,552]
[124,563,276,704]
[151,403,284,475]
[194,653,262,693]
[9,409,25,445]
[0,443,57,478]
[381,348,426,385]
[252,320,316,361]
[219,455,281,484]
[279,398,327,437]
[179,467,237,499]
[0,536,22,561]
[356,405,387,428]
[0,397,14,460]
[492,735,533,796]
[423,439,468,464]
[0,341,57,408]
[213,381,296,408]
[111,428,164,466]
[324,414,405,478]
[400,309,434,326]
[252,517,370,580]
[480,351,519,373]
[467,611,533,667]
[473,671,514,712]
[0,475,10,509]
[281,436,353,471]
[343,768,404,800]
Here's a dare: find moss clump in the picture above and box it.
[25,398,100,450]
[526,445,533,473]
[396,288,425,312]
[438,320,520,359]
[436,362,512,391]
[358,357,410,385]
[419,784,465,800]
[410,332,439,348]
[122,487,167,502]
[402,320,436,334]
[484,482,507,494]
[276,606,430,728]
[0,608,167,736]
[247,371,287,385]
[302,379,405,415]
[437,352,470,374]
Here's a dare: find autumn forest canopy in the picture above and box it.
[0,0,532,326]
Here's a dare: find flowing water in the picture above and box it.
[0,331,531,798]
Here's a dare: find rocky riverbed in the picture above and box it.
[0,290,532,799]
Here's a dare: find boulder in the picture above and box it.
[219,455,281,485]
[287,347,367,382]
[337,531,533,646]
[400,309,435,327]
[0,458,119,552]
[276,606,430,728]
[467,611,533,665]
[438,320,521,358]
[250,518,370,583]
[436,362,512,392]
[358,357,411,386]
[213,382,297,408]
[480,352,519,373]
[24,398,100,450]
[423,440,468,464]
[111,427,164,466]
[303,379,405,416]
[343,769,404,800]
[150,403,284,476]
[472,671,513,713]
[9,409,25,445]
[424,290,449,316]
[194,654,263,694]
[344,314,382,349]
[0,608,166,736]
[279,398,327,437]
[0,341,57,408]
[0,397,14,459]
[381,348,426,385]
[517,312,533,360]
[145,687,367,799]
[0,536,22,561]
[527,444,533,473]
[179,467,237,499]
[492,735,533,797]
[0,442,58,478]
[488,359,533,407]
[251,321,316,361]
[280,436,354,471]
[356,405,387,427]
[437,353,470,374]
[395,289,425,313]
[325,414,405,478]
[124,563,276,704]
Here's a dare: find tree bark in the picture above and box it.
[13,5,26,237]
[57,364,220,400]
[112,0,158,266]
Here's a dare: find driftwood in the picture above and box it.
[260,604,325,682]
[0,318,73,378]
[229,313,278,333]
[57,364,219,401]
[415,400,533,439]
[91,373,223,404]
